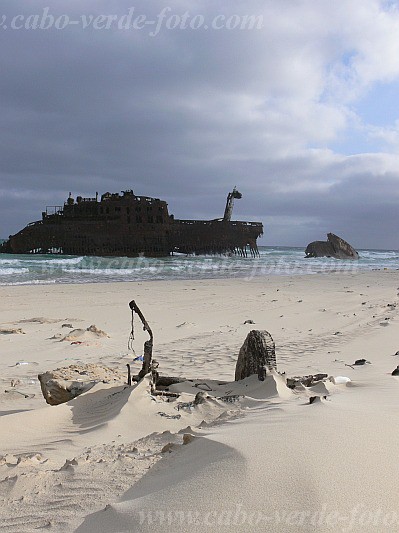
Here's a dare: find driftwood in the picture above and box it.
[127,301,190,391]
[128,300,153,381]
[235,330,276,381]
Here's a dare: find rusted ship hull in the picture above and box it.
[0,190,263,258]
[172,219,261,257]
[2,219,171,257]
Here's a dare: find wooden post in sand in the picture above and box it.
[235,330,276,381]
[129,300,154,381]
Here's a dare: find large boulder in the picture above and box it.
[38,364,126,405]
[235,330,277,381]
[305,233,359,259]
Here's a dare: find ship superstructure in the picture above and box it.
[0,189,263,257]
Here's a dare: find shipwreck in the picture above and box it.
[0,188,263,258]
[305,233,359,260]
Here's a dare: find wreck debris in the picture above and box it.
[128,300,153,381]
[235,330,277,381]
[128,372,187,388]
[148,361,180,397]
[194,391,209,405]
[152,390,180,399]
[305,233,359,260]
[154,376,188,387]
[4,389,34,399]
[0,328,25,335]
[309,396,327,404]
[176,401,195,411]
[150,360,159,390]
[127,302,181,396]
[158,412,182,420]
[223,186,242,222]
[218,394,241,403]
[36,299,331,409]
[286,374,328,389]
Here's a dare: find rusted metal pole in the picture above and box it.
[129,300,153,381]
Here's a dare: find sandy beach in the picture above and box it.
[1,271,399,532]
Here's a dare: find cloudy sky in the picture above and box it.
[1,0,399,249]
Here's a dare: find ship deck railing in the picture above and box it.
[45,206,63,216]
[175,219,263,227]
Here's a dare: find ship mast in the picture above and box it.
[223,187,242,222]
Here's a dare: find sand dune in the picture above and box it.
[1,272,399,532]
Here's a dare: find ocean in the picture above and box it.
[0,246,398,286]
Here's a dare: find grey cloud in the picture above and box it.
[1,0,399,249]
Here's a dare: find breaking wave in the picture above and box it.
[0,268,29,275]
[0,247,397,285]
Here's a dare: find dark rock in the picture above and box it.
[161,443,176,453]
[305,233,359,260]
[354,358,370,365]
[309,396,327,404]
[392,366,399,376]
[183,433,195,445]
